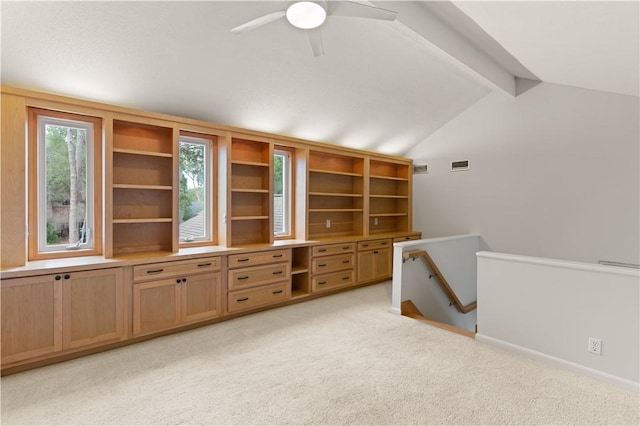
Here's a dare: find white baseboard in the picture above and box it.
[475,334,640,393]
[389,306,401,315]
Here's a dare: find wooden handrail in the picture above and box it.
[401,300,475,338]
[403,250,477,314]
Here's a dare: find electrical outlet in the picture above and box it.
[326,219,331,228]
[588,337,602,355]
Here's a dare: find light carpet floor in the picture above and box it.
[1,282,638,425]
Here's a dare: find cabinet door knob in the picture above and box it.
[176,279,181,284]
[182,278,187,283]
[64,274,70,280]
[55,275,62,280]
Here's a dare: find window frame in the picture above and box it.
[27,108,103,260]
[178,131,217,247]
[273,147,294,239]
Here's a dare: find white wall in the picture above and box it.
[476,251,640,390]
[406,83,640,265]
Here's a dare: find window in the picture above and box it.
[28,109,102,259]
[273,148,293,238]
[179,134,213,244]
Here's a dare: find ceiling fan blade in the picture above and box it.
[331,1,397,21]
[230,10,286,34]
[306,28,324,57]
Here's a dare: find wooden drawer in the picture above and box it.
[311,270,354,293]
[311,254,354,274]
[228,262,290,290]
[228,249,290,268]
[133,257,221,282]
[227,282,290,313]
[393,235,421,243]
[312,242,354,257]
[357,239,391,251]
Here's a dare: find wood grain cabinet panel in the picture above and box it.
[357,238,392,283]
[227,282,289,313]
[1,276,62,364]
[64,269,124,349]
[133,271,221,335]
[1,267,124,365]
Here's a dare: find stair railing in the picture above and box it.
[403,250,477,314]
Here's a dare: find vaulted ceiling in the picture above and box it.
[1,1,638,156]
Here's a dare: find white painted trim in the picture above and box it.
[476,334,640,393]
[477,251,640,277]
[393,233,480,249]
[389,307,401,316]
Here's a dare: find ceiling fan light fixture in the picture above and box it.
[286,1,327,29]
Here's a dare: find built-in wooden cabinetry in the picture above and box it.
[109,119,177,256]
[357,239,392,284]
[1,86,421,374]
[227,249,290,312]
[310,243,356,293]
[132,257,221,335]
[1,268,123,364]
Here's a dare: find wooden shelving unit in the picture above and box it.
[109,120,176,256]
[307,151,365,239]
[368,158,411,234]
[229,137,273,246]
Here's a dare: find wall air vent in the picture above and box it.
[451,160,469,171]
[413,163,428,174]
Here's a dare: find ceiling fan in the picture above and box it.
[230,1,397,57]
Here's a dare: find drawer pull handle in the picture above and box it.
[362,244,369,247]
[381,242,388,245]
[197,262,212,267]
[237,297,249,302]
[318,263,327,267]
[272,271,283,275]
[147,269,164,274]
[342,246,350,250]
[272,254,283,258]
[237,276,249,280]
[237,258,250,262]
[373,251,379,254]
[342,276,350,281]
[272,290,283,295]
[318,281,327,285]
[342,260,350,264]
[318,249,327,253]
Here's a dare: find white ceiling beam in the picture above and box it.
[373,1,541,97]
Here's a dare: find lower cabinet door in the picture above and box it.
[133,278,180,335]
[227,282,290,313]
[64,268,124,349]
[1,275,63,364]
[181,272,222,323]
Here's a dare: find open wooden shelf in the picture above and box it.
[228,137,272,246]
[110,120,175,256]
[368,158,411,235]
